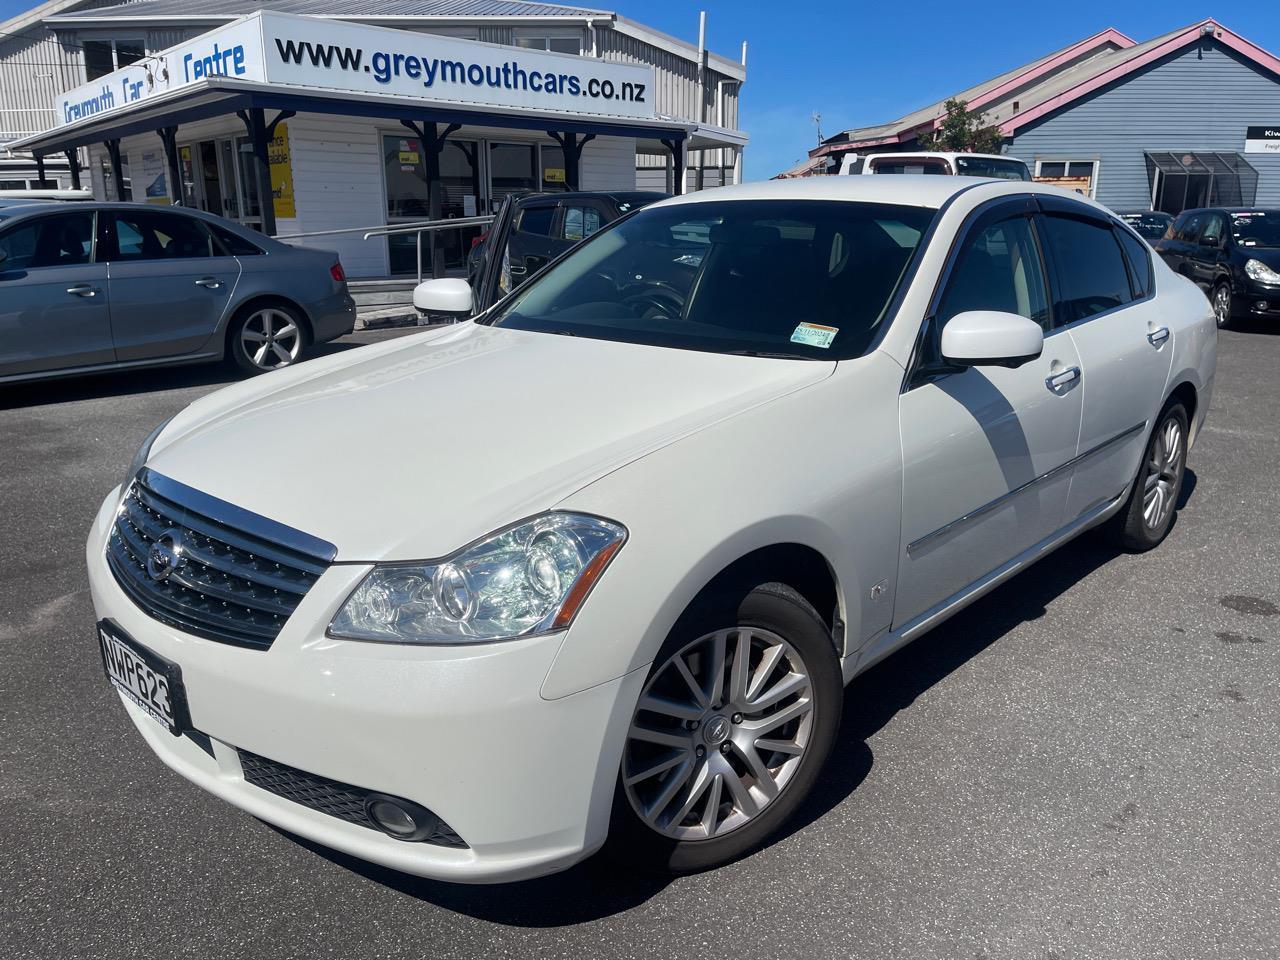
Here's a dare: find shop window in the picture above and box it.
[83,38,145,81]
[515,35,581,55]
[0,179,24,190]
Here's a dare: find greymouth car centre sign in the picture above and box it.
[54,9,657,129]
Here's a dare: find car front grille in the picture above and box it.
[106,468,336,650]
[238,748,467,848]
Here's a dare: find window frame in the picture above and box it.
[1111,218,1156,302]
[904,194,1053,390]
[1033,158,1101,198]
[82,36,147,81]
[1033,194,1141,330]
[512,30,584,55]
[0,209,99,271]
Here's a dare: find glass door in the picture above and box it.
[486,142,537,214]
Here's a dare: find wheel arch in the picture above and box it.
[223,294,315,358]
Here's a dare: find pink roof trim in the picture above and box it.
[1002,19,1280,134]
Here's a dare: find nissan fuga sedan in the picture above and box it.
[87,177,1215,883]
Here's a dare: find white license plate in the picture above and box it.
[98,621,189,736]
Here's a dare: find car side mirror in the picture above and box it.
[941,311,1044,369]
[413,277,472,321]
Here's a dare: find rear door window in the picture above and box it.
[515,205,556,237]
[0,211,95,270]
[560,204,604,242]
[108,211,215,261]
[1039,213,1134,323]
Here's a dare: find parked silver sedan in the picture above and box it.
[0,202,356,384]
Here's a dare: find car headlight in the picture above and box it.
[1245,258,1280,285]
[329,513,627,644]
[120,416,172,501]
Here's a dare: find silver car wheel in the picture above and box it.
[1213,285,1231,327]
[240,308,302,370]
[622,626,814,841]
[1143,416,1183,530]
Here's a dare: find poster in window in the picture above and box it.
[1034,175,1093,196]
[268,121,296,219]
[543,167,566,184]
[141,151,168,204]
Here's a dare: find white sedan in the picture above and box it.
[86,176,1215,883]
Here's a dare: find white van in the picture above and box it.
[839,151,1031,181]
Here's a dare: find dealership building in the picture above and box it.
[1,0,747,278]
[804,19,1280,216]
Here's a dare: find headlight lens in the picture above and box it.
[329,513,626,644]
[1245,258,1280,285]
[120,416,172,500]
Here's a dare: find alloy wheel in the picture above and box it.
[622,626,814,841]
[1143,416,1183,531]
[240,309,302,370]
[1213,286,1231,327]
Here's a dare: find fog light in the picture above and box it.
[364,793,443,842]
[1258,300,1270,311]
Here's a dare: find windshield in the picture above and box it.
[488,200,937,359]
[1121,213,1173,240]
[1231,211,1280,248]
[954,156,1032,181]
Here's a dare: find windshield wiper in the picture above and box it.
[724,349,814,360]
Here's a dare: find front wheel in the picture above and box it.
[1107,402,1188,551]
[1212,283,1233,329]
[228,304,307,375]
[608,582,842,874]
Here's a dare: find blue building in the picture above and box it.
[810,19,1280,214]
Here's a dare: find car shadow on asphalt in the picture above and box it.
[0,338,376,411]
[275,472,1199,925]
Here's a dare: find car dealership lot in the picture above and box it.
[2,327,1278,959]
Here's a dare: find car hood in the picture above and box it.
[1239,245,1280,270]
[149,323,834,560]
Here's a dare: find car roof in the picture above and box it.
[653,174,1008,210]
[866,152,1025,163]
[518,190,668,205]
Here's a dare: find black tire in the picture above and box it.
[1106,401,1189,552]
[1212,282,1233,329]
[606,581,842,874]
[227,302,309,376]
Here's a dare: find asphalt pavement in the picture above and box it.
[1,326,1277,960]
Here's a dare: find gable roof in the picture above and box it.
[817,19,1280,155]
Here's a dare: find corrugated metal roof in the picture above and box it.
[47,0,613,21]
[825,23,1208,149]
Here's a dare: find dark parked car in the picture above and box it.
[464,190,668,311]
[1114,209,1174,241]
[0,202,356,384]
[1153,207,1280,327]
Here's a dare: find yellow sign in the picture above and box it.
[269,122,296,220]
[543,167,566,183]
[399,150,420,167]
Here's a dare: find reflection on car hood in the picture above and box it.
[1239,245,1280,269]
[149,323,834,560]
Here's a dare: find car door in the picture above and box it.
[1192,211,1228,289]
[1035,198,1174,521]
[0,208,115,377]
[896,197,1084,628]
[1168,211,1205,281]
[505,200,562,287]
[103,209,241,361]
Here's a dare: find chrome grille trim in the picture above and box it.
[106,468,336,650]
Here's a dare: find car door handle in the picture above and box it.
[1147,326,1170,346]
[66,284,99,297]
[1045,366,1081,391]
[194,277,223,289]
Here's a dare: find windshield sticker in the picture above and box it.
[790,322,838,349]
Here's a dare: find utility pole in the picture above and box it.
[812,112,824,146]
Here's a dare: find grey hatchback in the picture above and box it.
[0,202,356,384]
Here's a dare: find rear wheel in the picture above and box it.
[1106,402,1188,551]
[608,582,842,873]
[228,303,307,375]
[1212,282,1233,329]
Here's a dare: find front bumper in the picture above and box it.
[86,491,644,883]
[1233,278,1280,318]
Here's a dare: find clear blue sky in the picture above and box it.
[3,0,1279,180]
